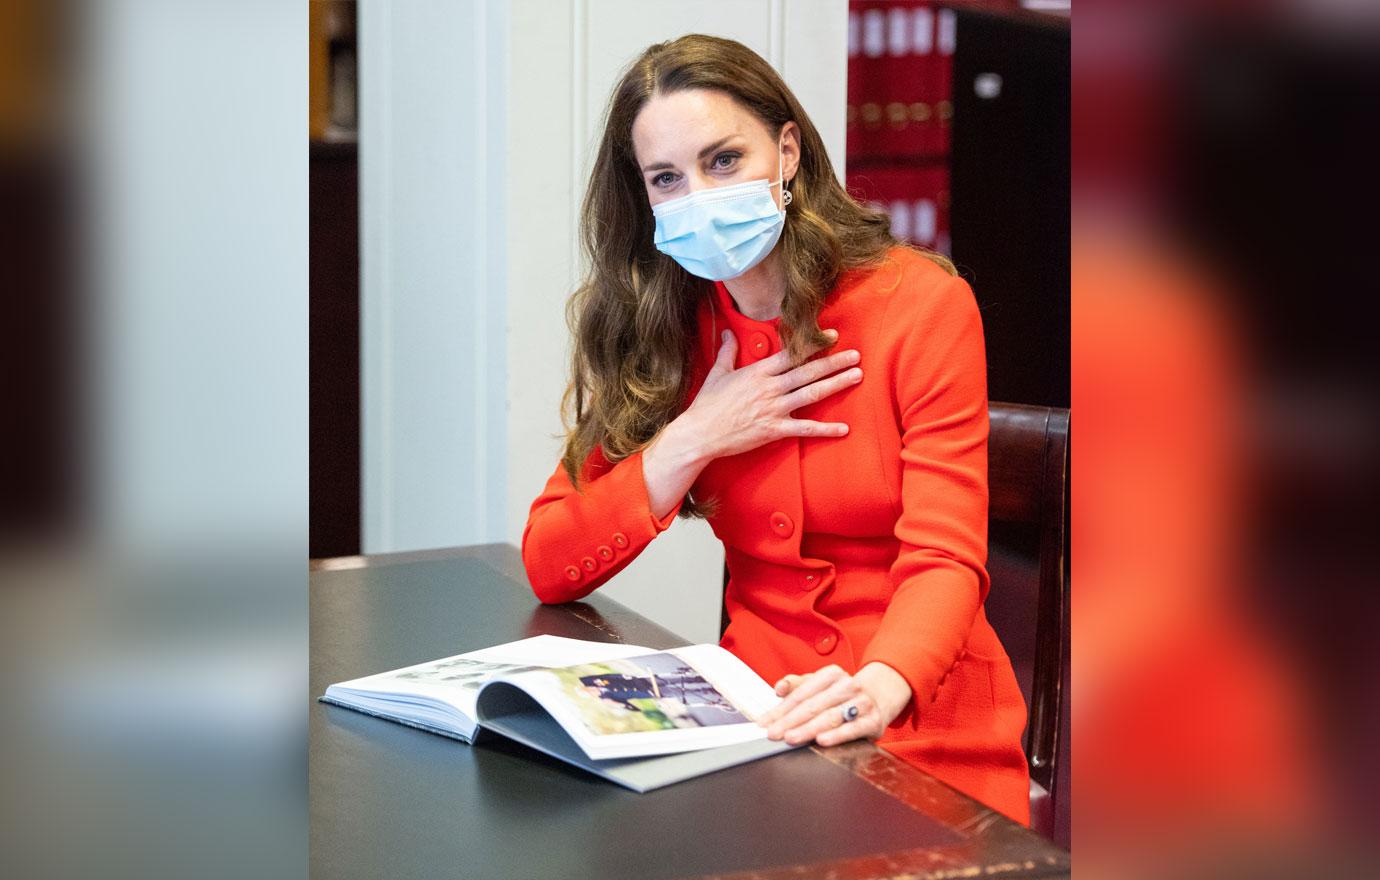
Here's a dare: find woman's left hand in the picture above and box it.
[756,662,913,747]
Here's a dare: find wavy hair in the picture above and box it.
[560,33,954,518]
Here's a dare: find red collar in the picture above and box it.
[712,280,782,328]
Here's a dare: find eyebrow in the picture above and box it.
[640,136,741,174]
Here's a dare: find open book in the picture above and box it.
[319,635,803,792]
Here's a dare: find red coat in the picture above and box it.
[522,246,1030,824]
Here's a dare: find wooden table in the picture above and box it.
[310,544,1070,879]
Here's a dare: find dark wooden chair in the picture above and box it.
[718,402,1070,844]
[984,403,1069,844]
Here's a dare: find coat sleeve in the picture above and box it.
[858,272,992,715]
[521,443,684,604]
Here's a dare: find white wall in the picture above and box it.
[359,0,510,553]
[363,0,848,643]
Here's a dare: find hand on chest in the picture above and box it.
[689,321,903,547]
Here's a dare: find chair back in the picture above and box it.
[986,403,1069,786]
[985,402,1069,844]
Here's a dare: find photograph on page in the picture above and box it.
[552,651,751,735]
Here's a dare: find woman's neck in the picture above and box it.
[723,250,786,321]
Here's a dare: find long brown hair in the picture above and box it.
[560,33,954,518]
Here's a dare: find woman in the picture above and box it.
[521,34,1029,824]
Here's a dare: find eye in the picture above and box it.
[711,151,740,171]
[651,171,677,188]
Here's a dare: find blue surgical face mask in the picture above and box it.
[651,147,790,281]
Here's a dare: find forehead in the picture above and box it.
[630,88,770,165]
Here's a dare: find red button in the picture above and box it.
[769,512,794,538]
[564,565,582,581]
[802,573,818,591]
[611,532,629,549]
[580,556,598,572]
[814,632,838,654]
[596,544,614,562]
[748,331,771,359]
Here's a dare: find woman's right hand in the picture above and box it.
[640,328,861,520]
[683,327,862,460]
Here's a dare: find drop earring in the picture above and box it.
[775,143,793,209]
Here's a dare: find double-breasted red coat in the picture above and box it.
[522,246,1030,824]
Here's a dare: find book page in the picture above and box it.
[486,644,783,760]
[322,635,656,732]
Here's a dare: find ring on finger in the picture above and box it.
[839,703,860,725]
